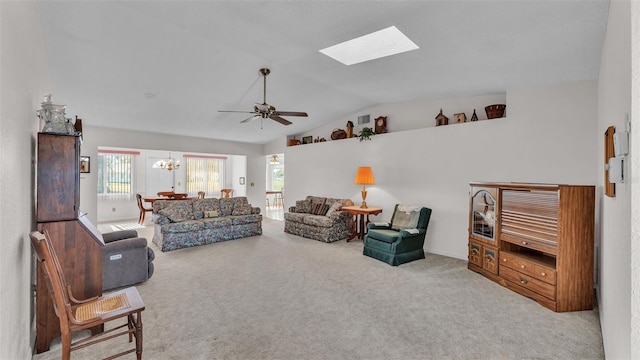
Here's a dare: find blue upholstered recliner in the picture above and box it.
[363,205,432,266]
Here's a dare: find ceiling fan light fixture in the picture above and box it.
[319,26,419,66]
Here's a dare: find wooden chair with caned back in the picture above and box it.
[220,188,234,198]
[29,230,145,360]
[136,194,153,224]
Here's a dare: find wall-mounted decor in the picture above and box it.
[302,136,313,144]
[80,156,90,173]
[357,114,370,125]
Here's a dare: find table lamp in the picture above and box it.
[354,166,375,208]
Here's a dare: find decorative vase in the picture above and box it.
[38,94,74,134]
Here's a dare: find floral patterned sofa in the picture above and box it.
[284,196,354,243]
[152,197,262,252]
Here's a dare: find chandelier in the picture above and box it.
[269,154,280,165]
[158,153,180,171]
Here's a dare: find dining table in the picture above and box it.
[143,196,193,204]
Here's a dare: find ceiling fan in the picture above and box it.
[218,68,308,126]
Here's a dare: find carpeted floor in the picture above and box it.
[32,218,604,360]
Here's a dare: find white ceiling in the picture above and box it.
[38,1,610,145]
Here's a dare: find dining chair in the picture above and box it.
[274,188,284,208]
[29,230,145,360]
[220,188,234,198]
[198,191,205,199]
[136,194,153,224]
[157,191,175,197]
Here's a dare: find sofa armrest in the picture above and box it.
[102,230,138,243]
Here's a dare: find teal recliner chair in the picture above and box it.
[363,205,432,266]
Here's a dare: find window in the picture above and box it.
[185,154,226,196]
[97,150,138,201]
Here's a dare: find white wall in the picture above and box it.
[0,2,51,358]
[276,82,597,259]
[597,1,633,358]
[79,126,265,225]
[630,2,640,358]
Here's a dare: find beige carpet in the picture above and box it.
[32,218,604,360]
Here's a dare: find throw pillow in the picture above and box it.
[204,210,219,218]
[324,201,342,217]
[317,204,330,216]
[232,205,252,216]
[310,203,322,215]
[296,200,312,214]
[391,206,421,231]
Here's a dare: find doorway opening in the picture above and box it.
[265,154,284,220]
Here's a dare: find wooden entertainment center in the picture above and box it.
[467,182,595,312]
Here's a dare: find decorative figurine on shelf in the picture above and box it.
[346,121,354,138]
[454,113,467,124]
[435,108,448,126]
[470,109,479,122]
[38,94,76,135]
[374,116,387,134]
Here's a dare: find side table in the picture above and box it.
[341,206,383,242]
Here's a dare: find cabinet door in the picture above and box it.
[37,133,80,222]
[469,187,498,245]
[468,241,483,267]
[483,246,498,274]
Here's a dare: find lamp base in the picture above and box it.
[360,188,368,208]
[360,201,368,209]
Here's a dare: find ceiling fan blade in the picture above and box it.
[273,111,308,117]
[218,110,256,114]
[269,115,292,125]
[241,115,259,123]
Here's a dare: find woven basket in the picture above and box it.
[485,104,506,119]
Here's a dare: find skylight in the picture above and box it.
[319,26,419,66]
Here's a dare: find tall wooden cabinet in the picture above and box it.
[35,133,104,353]
[467,182,595,312]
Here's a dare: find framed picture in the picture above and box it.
[80,156,90,173]
[239,177,245,185]
[302,136,313,144]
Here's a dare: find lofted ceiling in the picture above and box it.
[38,1,610,145]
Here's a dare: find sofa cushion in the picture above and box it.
[193,198,220,219]
[367,229,400,244]
[232,205,252,216]
[391,205,421,230]
[219,198,235,216]
[200,217,233,229]
[158,201,194,222]
[306,196,326,208]
[303,214,333,228]
[161,220,204,233]
[232,214,262,225]
[284,212,307,223]
[295,200,312,213]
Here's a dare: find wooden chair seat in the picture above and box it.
[30,230,145,360]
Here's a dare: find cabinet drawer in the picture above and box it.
[500,266,556,300]
[500,252,556,285]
